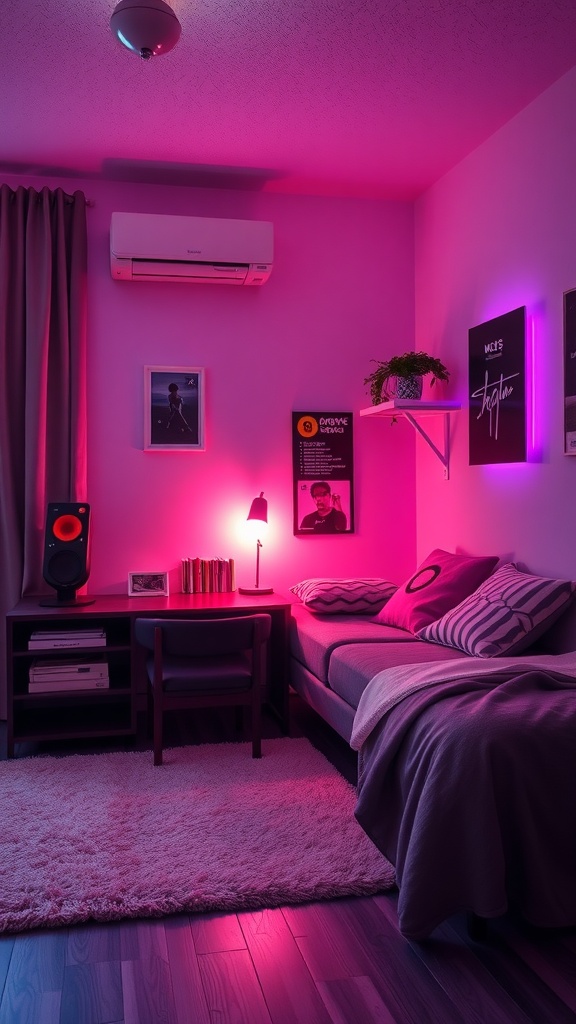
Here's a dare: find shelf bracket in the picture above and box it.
[402,411,451,479]
[360,400,459,479]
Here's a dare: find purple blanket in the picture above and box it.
[354,669,576,939]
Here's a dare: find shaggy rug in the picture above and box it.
[0,737,395,933]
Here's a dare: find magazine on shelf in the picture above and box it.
[29,656,110,693]
[29,629,105,638]
[28,678,110,692]
[28,629,107,650]
[29,657,109,681]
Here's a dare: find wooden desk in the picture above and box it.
[5,592,291,758]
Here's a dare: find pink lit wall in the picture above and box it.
[414,66,576,581]
[3,173,417,596]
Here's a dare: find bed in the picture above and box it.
[289,556,576,938]
[351,654,576,938]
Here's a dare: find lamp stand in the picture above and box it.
[239,539,273,595]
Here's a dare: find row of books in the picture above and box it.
[181,557,236,594]
[29,656,110,693]
[28,628,107,650]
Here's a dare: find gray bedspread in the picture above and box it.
[353,663,576,939]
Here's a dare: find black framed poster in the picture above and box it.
[564,288,576,455]
[292,412,354,535]
[468,306,526,465]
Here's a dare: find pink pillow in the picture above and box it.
[374,548,499,634]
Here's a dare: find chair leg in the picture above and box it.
[153,686,163,766]
[251,691,262,759]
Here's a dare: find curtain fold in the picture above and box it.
[0,184,87,717]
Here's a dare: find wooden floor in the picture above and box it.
[1,698,576,1024]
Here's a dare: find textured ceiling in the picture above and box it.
[3,0,576,199]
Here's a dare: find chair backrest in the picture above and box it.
[134,614,271,658]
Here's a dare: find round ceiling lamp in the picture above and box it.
[110,0,182,61]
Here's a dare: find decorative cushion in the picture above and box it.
[417,563,576,657]
[290,578,397,615]
[373,548,499,634]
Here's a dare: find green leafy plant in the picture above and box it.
[364,351,450,405]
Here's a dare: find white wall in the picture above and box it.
[414,66,576,580]
[2,173,417,597]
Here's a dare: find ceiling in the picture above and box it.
[3,0,576,200]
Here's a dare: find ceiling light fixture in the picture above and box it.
[110,0,181,61]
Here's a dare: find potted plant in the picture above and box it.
[364,351,450,405]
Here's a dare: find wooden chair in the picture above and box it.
[134,614,271,765]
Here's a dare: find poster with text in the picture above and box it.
[564,288,576,455]
[292,412,354,535]
[468,306,526,465]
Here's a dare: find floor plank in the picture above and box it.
[0,931,67,1024]
[491,916,576,1014]
[121,955,177,1024]
[197,948,272,1024]
[60,960,123,1024]
[118,918,169,964]
[164,916,211,1024]
[189,910,247,955]
[316,975,398,1024]
[66,921,122,966]
[239,908,333,1024]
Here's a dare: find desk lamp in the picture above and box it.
[238,492,274,595]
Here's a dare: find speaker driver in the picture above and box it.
[52,514,83,542]
[45,550,84,585]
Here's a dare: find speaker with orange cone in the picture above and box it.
[40,503,94,606]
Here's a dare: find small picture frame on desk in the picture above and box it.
[128,572,169,597]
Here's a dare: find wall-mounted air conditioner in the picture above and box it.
[110,212,273,285]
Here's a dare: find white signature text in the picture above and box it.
[471,371,520,440]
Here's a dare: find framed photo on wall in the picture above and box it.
[564,288,576,455]
[144,366,205,451]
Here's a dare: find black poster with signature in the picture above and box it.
[469,307,526,465]
[292,412,354,535]
[564,288,576,455]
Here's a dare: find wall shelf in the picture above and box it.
[360,399,461,478]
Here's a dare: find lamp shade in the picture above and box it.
[110,0,181,60]
[246,492,268,525]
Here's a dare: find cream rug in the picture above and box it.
[0,737,395,933]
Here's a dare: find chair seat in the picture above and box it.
[146,652,252,692]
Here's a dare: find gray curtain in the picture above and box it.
[0,185,88,717]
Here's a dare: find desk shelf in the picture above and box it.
[5,593,291,758]
[360,399,461,478]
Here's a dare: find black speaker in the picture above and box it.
[40,502,94,606]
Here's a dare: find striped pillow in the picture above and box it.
[290,578,397,614]
[417,563,575,657]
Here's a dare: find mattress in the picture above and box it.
[328,640,466,710]
[289,602,413,683]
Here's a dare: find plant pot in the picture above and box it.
[395,375,423,400]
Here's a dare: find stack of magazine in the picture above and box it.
[29,656,110,693]
[181,557,236,594]
[28,628,107,650]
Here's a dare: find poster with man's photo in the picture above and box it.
[292,412,354,535]
[468,307,526,465]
